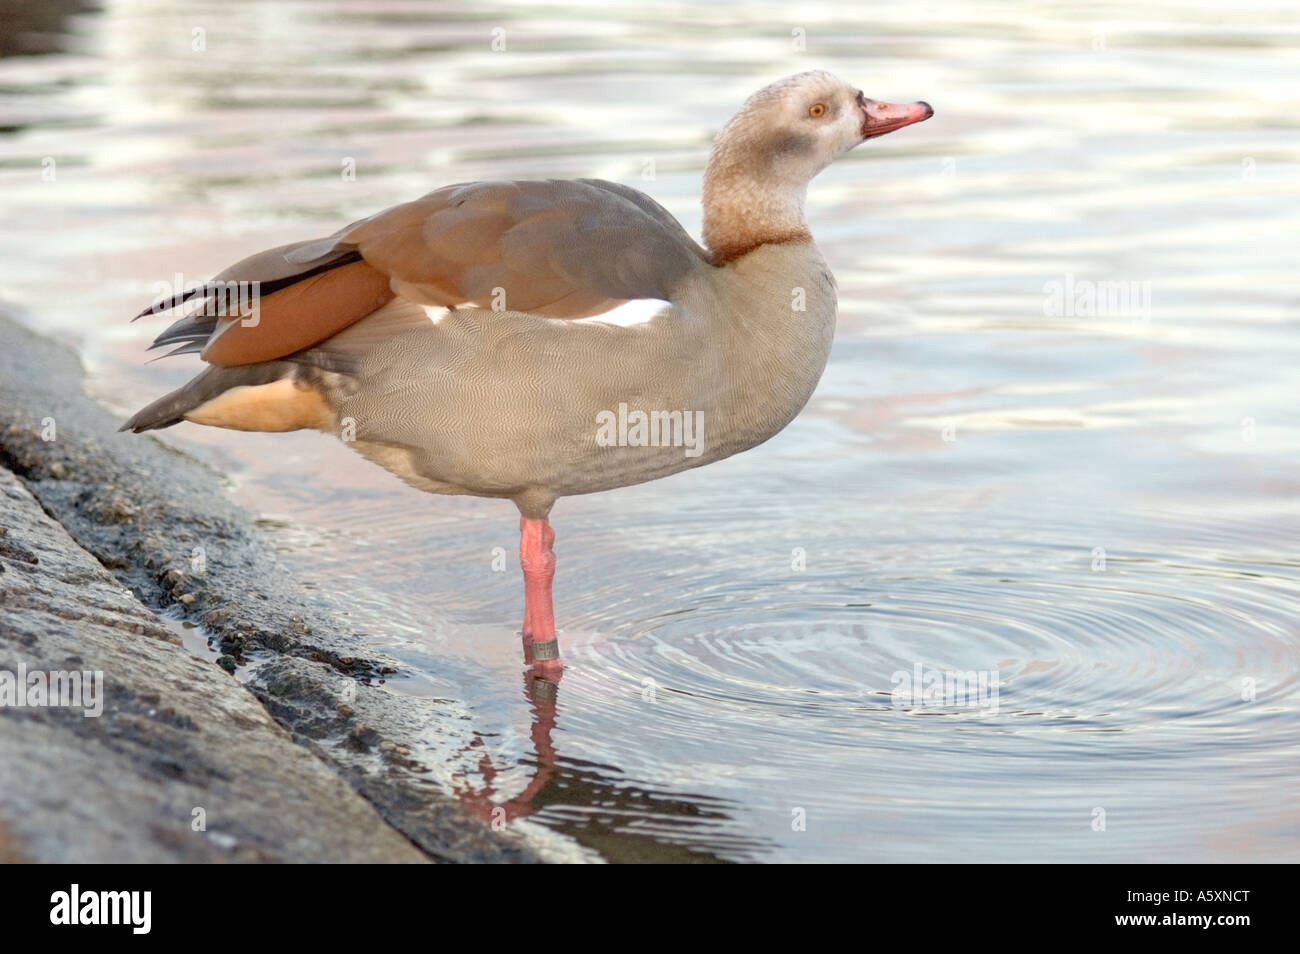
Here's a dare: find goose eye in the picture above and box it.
[808,103,826,118]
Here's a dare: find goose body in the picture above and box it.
[335,241,836,513]
[124,71,932,677]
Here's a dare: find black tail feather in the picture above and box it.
[119,363,295,433]
[131,250,364,322]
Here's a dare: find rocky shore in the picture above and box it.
[0,313,575,863]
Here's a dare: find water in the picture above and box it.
[1,0,1297,862]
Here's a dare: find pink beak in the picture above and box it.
[859,98,933,140]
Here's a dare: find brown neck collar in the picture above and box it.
[708,227,813,265]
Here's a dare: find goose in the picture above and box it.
[123,70,932,679]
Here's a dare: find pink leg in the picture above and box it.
[519,517,562,676]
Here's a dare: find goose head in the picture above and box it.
[702,70,932,260]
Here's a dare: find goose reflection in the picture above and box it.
[448,671,766,862]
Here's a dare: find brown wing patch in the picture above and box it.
[338,179,708,319]
[184,378,335,432]
[201,259,394,367]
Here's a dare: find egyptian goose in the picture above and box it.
[124,71,932,679]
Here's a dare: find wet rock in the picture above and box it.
[0,466,426,863]
[0,312,563,863]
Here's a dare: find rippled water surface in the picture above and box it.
[1,0,1297,861]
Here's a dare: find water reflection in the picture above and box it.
[449,673,757,862]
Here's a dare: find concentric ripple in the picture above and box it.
[499,502,1299,861]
